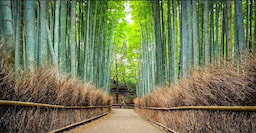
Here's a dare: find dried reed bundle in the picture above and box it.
[135,55,256,132]
[0,44,112,132]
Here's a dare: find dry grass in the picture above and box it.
[135,55,256,132]
[0,44,112,132]
[136,108,256,133]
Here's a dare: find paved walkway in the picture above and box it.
[70,109,164,133]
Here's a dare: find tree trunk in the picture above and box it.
[0,1,14,50]
[181,0,188,77]
[210,1,214,63]
[192,0,199,66]
[234,0,239,61]
[15,0,21,75]
[152,0,164,84]
[70,0,76,76]
[39,1,48,66]
[60,0,67,72]
[46,24,56,66]
[214,0,219,64]
[200,1,204,65]
[167,0,172,83]
[249,0,252,50]
[221,1,226,63]
[235,0,245,61]
[246,0,249,48]
[172,0,177,83]
[254,0,256,51]
[89,1,97,82]
[25,0,35,72]
[187,1,193,67]
[84,0,90,81]
[227,0,232,60]
[54,0,60,67]
[204,0,210,65]
[160,0,166,82]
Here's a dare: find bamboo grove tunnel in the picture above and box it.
[0,0,256,132]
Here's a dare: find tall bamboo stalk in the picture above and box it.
[214,0,219,64]
[84,0,91,81]
[204,0,210,65]
[70,0,76,76]
[60,0,67,72]
[39,1,48,66]
[181,0,188,77]
[227,0,232,60]
[54,0,60,67]
[15,0,21,75]
[235,0,245,61]
[0,0,13,49]
[192,0,199,66]
[25,0,35,72]
[172,0,177,82]
[187,1,193,68]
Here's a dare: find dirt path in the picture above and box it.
[69,109,164,133]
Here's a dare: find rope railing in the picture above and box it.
[0,100,111,109]
[136,105,256,111]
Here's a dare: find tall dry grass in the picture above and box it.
[135,55,256,132]
[0,44,112,132]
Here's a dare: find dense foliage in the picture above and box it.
[128,0,256,97]
[0,0,255,97]
[0,0,128,93]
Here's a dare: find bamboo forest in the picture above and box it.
[0,0,256,132]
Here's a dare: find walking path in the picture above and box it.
[69,109,164,133]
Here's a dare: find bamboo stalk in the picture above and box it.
[137,106,256,111]
[0,100,111,109]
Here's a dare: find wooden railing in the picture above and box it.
[0,100,111,109]
[135,105,256,133]
[136,105,256,111]
[0,100,111,132]
[49,112,110,133]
